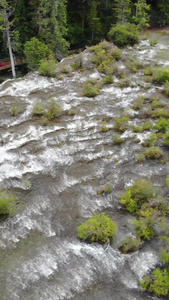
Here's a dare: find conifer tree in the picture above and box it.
[135,0,150,32]
[114,0,131,25]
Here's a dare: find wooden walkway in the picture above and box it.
[0,60,22,71]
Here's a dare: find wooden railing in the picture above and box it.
[0,60,23,71]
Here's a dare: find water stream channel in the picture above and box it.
[0,32,169,300]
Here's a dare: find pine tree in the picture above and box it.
[157,0,169,27]
[114,0,131,25]
[135,0,150,32]
[87,0,101,42]
[14,0,30,45]
[37,0,69,59]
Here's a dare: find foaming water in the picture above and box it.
[0,32,168,300]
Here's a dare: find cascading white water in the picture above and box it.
[0,32,168,300]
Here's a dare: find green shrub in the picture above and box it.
[151,100,164,110]
[108,23,139,47]
[11,105,19,116]
[39,56,57,77]
[150,38,158,46]
[120,179,156,213]
[127,58,144,73]
[119,236,143,254]
[141,268,169,296]
[104,75,114,84]
[132,96,145,110]
[0,189,19,217]
[117,78,130,88]
[68,108,76,116]
[143,133,158,147]
[78,213,117,244]
[144,68,153,76]
[82,79,101,97]
[46,100,63,120]
[155,118,169,132]
[61,67,70,74]
[152,108,169,118]
[114,116,129,132]
[100,125,109,132]
[152,68,169,84]
[164,81,169,95]
[135,153,146,163]
[33,103,45,116]
[145,146,163,159]
[131,216,156,240]
[113,133,124,145]
[164,130,169,146]
[97,185,112,195]
[24,37,54,69]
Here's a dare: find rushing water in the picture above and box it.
[0,32,169,300]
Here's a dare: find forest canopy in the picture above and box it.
[0,0,169,64]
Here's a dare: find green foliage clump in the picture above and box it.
[104,75,114,84]
[152,68,169,84]
[141,268,169,296]
[33,103,45,116]
[113,133,124,145]
[155,118,169,133]
[164,81,169,95]
[163,130,169,146]
[114,116,130,132]
[119,236,143,254]
[117,78,130,88]
[120,179,156,214]
[143,133,158,147]
[46,100,63,120]
[82,79,101,97]
[127,58,144,73]
[132,96,145,110]
[145,146,163,159]
[39,56,57,77]
[151,100,164,110]
[24,37,54,70]
[152,108,169,119]
[11,105,19,116]
[100,125,109,132]
[0,189,20,218]
[149,38,158,46]
[68,108,76,116]
[78,213,117,244]
[135,153,145,163]
[131,214,156,240]
[97,185,112,195]
[108,23,139,47]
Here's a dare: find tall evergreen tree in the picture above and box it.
[114,0,131,24]
[135,0,150,32]
[14,0,30,45]
[87,0,101,42]
[156,0,169,27]
[37,0,69,59]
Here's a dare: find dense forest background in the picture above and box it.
[0,0,169,61]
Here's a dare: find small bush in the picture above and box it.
[0,189,19,217]
[164,130,169,146]
[117,78,130,88]
[135,153,146,163]
[33,103,45,116]
[46,100,63,120]
[39,56,57,77]
[127,58,144,73]
[164,81,169,95]
[113,133,124,145]
[108,23,139,47]
[152,68,169,84]
[152,108,169,118]
[143,133,158,147]
[68,108,76,116]
[100,125,109,132]
[133,96,145,110]
[97,185,112,195]
[120,179,156,213]
[119,236,143,254]
[151,100,164,110]
[78,213,117,244]
[40,116,48,126]
[144,68,153,76]
[150,38,158,46]
[131,215,155,240]
[145,146,163,159]
[114,116,129,132]
[104,75,114,84]
[11,105,19,116]
[141,268,169,296]
[82,79,101,97]
[155,118,169,133]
